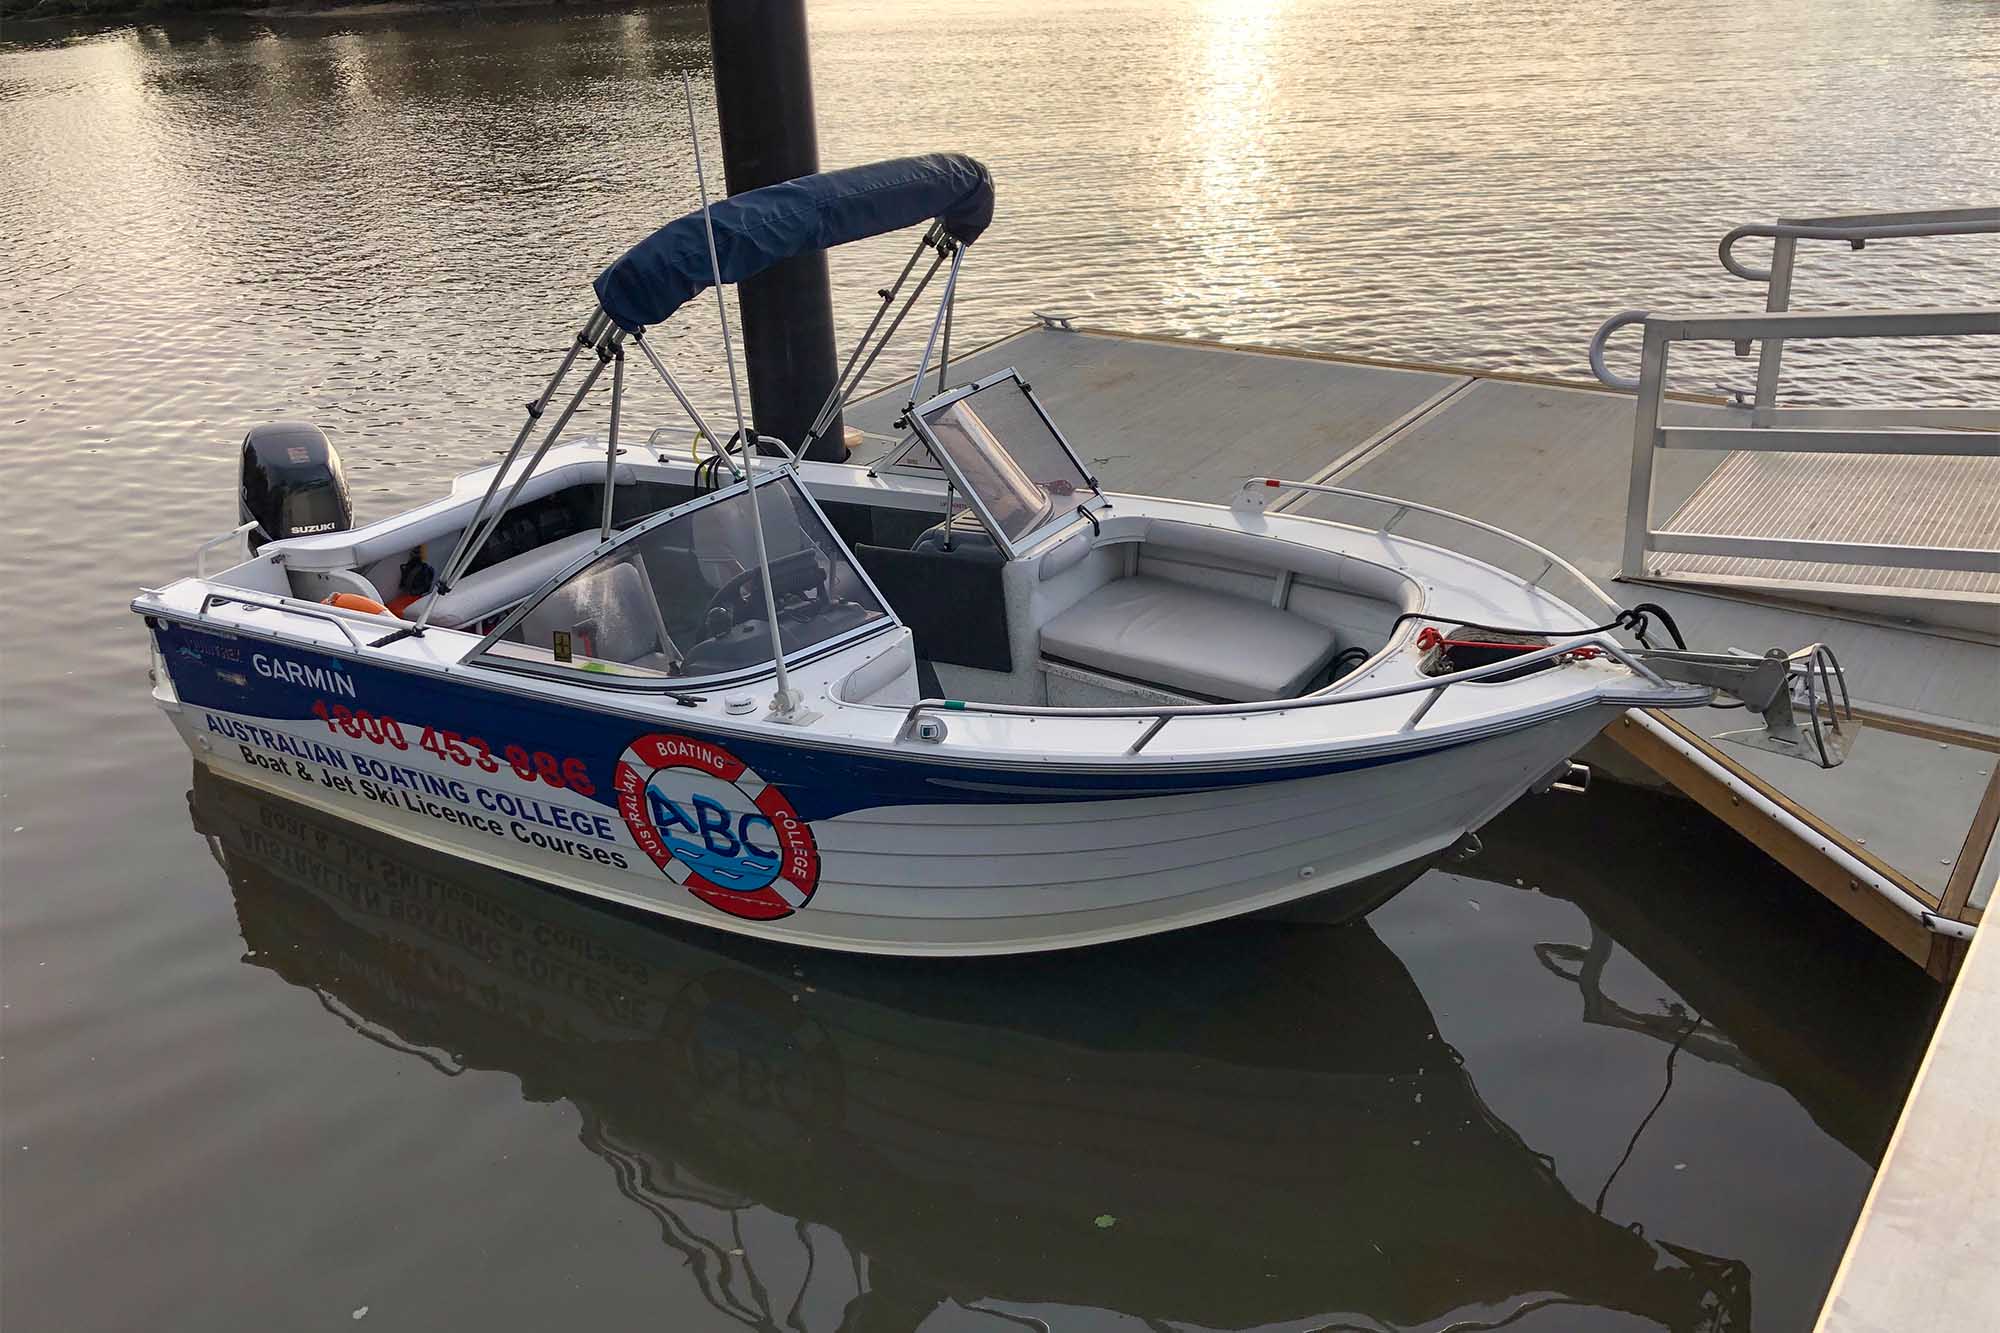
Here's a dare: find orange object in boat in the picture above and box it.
[323,592,392,616]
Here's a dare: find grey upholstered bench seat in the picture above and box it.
[1039,576,1340,703]
[409,530,602,630]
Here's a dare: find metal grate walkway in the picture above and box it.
[1656,450,2000,597]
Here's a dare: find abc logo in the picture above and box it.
[645,769,783,894]
[614,733,820,921]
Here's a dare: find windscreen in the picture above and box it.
[916,377,1092,546]
[482,475,888,683]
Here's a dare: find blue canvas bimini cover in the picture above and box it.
[593,152,994,333]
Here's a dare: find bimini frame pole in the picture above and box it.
[797,229,940,455]
[683,73,810,724]
[904,245,966,420]
[453,337,613,587]
[630,333,730,468]
[806,247,948,451]
[419,328,616,631]
[936,255,955,397]
[428,310,606,605]
[599,339,624,541]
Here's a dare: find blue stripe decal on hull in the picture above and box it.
[149,619,1478,820]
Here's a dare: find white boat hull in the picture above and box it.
[166,674,1613,955]
[141,445,1702,957]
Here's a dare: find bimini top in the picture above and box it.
[593,152,994,332]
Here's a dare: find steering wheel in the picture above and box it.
[702,549,827,630]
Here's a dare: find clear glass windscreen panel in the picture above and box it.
[917,378,1092,544]
[485,476,888,681]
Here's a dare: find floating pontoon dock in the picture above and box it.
[851,317,1997,968]
[865,204,2000,1323]
[845,207,2000,1327]
[1814,912,2000,1330]
[848,227,1998,979]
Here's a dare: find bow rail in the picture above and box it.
[1232,477,1627,625]
[896,477,1853,766]
[898,630,1851,765]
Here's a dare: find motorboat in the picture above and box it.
[135,152,1849,955]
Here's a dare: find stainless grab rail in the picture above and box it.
[1234,477,1629,623]
[1587,310,1650,393]
[1718,207,1998,283]
[195,522,261,580]
[198,591,373,652]
[897,633,1677,755]
[895,476,1658,751]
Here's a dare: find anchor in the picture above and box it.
[1633,642,1855,768]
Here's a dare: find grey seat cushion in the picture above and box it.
[1040,576,1339,702]
[412,530,602,630]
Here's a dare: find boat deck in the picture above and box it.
[849,323,2000,960]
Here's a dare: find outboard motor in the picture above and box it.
[238,422,352,553]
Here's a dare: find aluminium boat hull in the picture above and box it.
[154,617,1613,955]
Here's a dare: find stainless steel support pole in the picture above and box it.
[632,333,726,462]
[428,350,609,625]
[849,250,946,420]
[906,247,964,416]
[936,256,955,398]
[1621,325,1671,579]
[435,311,605,597]
[1753,234,1796,426]
[802,232,933,449]
[600,341,624,541]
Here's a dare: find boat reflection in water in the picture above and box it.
[1477,782,1936,1166]
[190,766,1749,1332]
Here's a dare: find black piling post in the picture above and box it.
[706,0,845,461]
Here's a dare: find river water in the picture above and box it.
[2,1,1991,1329]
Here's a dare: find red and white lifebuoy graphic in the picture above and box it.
[613,733,819,921]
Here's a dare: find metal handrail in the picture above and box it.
[896,631,1678,754]
[195,522,262,579]
[1718,207,1998,283]
[1237,477,1629,623]
[198,591,371,651]
[192,590,460,664]
[893,468,1699,750]
[1719,206,1996,420]
[1587,310,1651,392]
[1593,209,1997,402]
[1620,307,2000,581]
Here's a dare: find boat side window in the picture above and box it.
[478,475,889,684]
[914,374,1096,549]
